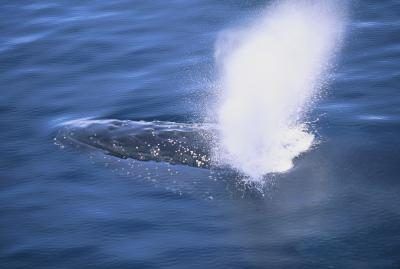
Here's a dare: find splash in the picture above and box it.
[214,1,346,179]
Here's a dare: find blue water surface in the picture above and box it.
[1,0,400,268]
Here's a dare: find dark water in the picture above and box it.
[1,1,400,268]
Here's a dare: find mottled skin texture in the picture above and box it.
[56,120,216,168]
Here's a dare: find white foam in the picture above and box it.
[214,0,346,180]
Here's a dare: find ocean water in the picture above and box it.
[1,0,400,268]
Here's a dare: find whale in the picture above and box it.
[55,119,217,168]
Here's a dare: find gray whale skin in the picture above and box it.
[55,119,216,168]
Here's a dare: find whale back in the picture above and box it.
[55,119,215,168]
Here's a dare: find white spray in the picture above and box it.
[214,1,346,179]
